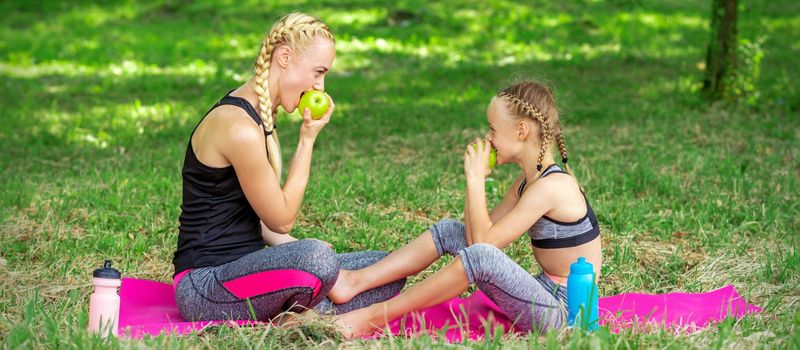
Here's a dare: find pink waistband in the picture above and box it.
[543,271,567,287]
[173,269,192,289]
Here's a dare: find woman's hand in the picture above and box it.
[298,94,335,141]
[464,138,492,181]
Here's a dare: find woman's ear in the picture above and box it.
[274,45,292,68]
[517,120,530,141]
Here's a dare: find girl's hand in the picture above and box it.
[464,138,491,181]
[298,95,335,141]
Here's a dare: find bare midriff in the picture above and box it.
[533,236,602,286]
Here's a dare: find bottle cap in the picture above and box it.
[570,257,594,274]
[93,260,121,279]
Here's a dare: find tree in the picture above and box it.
[702,0,738,101]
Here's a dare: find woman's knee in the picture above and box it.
[291,239,340,283]
[429,218,467,256]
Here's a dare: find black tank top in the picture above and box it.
[172,92,269,276]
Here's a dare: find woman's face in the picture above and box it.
[278,36,335,113]
[485,96,527,166]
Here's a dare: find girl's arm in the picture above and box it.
[464,196,472,245]
[225,105,333,233]
[463,140,551,248]
[467,177,554,248]
[489,174,525,222]
[466,174,523,245]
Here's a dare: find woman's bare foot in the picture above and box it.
[334,304,385,339]
[328,269,362,304]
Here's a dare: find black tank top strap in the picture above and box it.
[517,164,568,198]
[517,178,527,198]
[190,90,267,137]
[218,93,264,127]
[540,164,568,178]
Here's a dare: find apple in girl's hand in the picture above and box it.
[472,144,498,169]
[298,90,331,120]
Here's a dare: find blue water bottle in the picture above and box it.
[567,257,599,331]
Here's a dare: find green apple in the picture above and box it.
[472,144,498,169]
[297,90,331,120]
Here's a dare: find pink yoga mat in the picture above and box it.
[118,278,761,341]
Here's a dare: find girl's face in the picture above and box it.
[485,96,530,166]
[278,37,335,113]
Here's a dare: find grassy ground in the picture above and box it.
[1,0,798,348]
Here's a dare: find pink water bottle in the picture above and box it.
[88,260,121,337]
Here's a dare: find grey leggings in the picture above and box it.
[174,239,406,321]
[430,219,568,333]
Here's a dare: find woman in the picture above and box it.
[172,12,404,322]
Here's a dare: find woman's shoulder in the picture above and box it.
[207,105,264,137]
[193,106,266,161]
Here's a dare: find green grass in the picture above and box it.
[1,0,798,348]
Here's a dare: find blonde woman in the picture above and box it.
[172,13,403,322]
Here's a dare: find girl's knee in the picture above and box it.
[464,242,503,258]
[458,243,504,283]
[429,219,467,256]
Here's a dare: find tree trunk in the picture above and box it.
[702,0,738,101]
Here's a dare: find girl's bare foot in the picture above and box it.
[328,269,361,304]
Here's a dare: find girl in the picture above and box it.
[333,81,602,337]
[172,12,404,322]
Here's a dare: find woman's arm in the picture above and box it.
[224,105,333,233]
[261,221,299,245]
[260,222,335,250]
[224,126,311,233]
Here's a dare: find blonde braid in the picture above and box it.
[253,13,334,178]
[499,81,584,190]
[555,124,576,177]
[498,92,552,178]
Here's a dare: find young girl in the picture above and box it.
[333,81,602,337]
[172,12,404,322]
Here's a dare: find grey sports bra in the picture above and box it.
[517,164,600,249]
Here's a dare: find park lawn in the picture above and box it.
[0,0,798,348]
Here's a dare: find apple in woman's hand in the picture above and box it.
[298,90,331,120]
